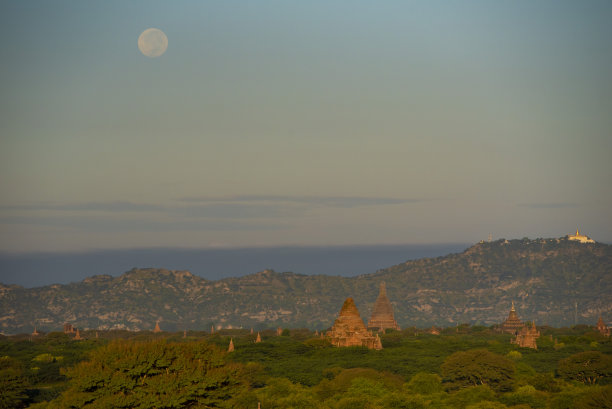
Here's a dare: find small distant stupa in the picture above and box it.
[500,302,523,334]
[73,328,82,341]
[596,316,610,337]
[276,327,282,336]
[511,321,540,349]
[567,228,595,243]
[367,282,400,331]
[153,321,162,333]
[228,338,234,352]
[211,325,215,334]
[326,297,382,350]
[31,327,40,336]
[255,332,262,343]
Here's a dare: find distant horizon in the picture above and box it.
[1,242,472,288]
[1,234,609,289]
[0,229,607,255]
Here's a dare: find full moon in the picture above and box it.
[138,28,168,58]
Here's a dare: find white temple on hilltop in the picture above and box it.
[567,228,595,243]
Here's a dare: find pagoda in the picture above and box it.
[326,298,382,350]
[596,316,610,337]
[153,321,162,333]
[567,228,595,243]
[255,332,262,343]
[500,302,523,334]
[511,322,540,349]
[228,338,234,352]
[367,282,400,331]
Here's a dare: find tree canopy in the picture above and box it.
[441,349,515,392]
[47,340,247,409]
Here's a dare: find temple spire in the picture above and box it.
[367,282,400,331]
[228,338,234,352]
[511,301,515,312]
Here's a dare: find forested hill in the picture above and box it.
[1,238,610,334]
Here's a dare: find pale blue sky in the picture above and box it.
[1,1,611,252]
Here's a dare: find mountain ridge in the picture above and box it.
[1,237,610,334]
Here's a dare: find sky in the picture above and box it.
[1,1,611,254]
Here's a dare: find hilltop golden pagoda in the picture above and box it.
[567,228,595,243]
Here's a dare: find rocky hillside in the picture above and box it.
[1,238,610,333]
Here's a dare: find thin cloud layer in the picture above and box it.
[517,203,580,209]
[178,195,422,208]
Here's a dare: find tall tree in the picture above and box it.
[558,351,612,385]
[47,340,247,409]
[0,357,29,409]
[441,349,515,392]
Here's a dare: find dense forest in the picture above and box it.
[1,325,611,408]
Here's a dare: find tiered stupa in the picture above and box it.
[326,298,382,350]
[511,322,540,349]
[596,316,610,337]
[500,302,523,334]
[153,321,162,333]
[255,332,262,343]
[73,328,82,340]
[367,282,400,331]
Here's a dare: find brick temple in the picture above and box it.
[367,282,400,331]
[500,302,523,334]
[596,316,610,337]
[511,321,540,349]
[327,297,382,350]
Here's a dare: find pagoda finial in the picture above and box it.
[576,227,580,236]
[380,281,386,296]
[511,301,515,312]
